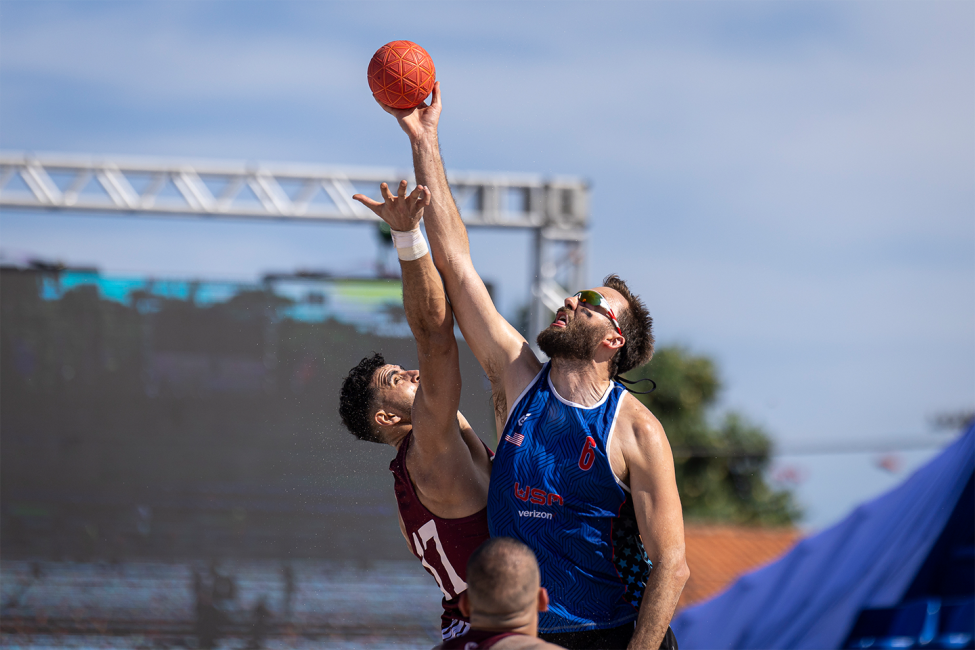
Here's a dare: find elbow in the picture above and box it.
[415,322,457,350]
[676,557,690,588]
[671,553,690,592]
[433,251,473,279]
[660,549,690,590]
[407,304,454,340]
[431,250,451,274]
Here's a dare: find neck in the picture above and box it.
[549,357,613,407]
[387,424,413,450]
[469,610,536,638]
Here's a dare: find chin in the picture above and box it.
[537,328,598,362]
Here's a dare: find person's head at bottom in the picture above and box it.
[437,537,558,649]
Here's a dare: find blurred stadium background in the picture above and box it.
[0,259,810,648]
[0,265,473,647]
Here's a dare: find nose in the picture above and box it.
[407,369,420,382]
[564,295,579,310]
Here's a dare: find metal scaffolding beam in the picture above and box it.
[0,152,589,342]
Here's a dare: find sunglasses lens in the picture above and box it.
[576,290,602,306]
[575,291,622,335]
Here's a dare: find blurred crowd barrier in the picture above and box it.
[1,559,443,648]
[1,266,495,562]
[1,265,495,647]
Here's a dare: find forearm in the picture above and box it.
[400,254,452,341]
[629,560,688,649]
[389,94,530,380]
[409,134,472,272]
[400,253,462,435]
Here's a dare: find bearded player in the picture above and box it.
[339,180,493,642]
[361,83,689,650]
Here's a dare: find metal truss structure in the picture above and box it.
[0,152,588,342]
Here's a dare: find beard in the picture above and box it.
[536,316,604,362]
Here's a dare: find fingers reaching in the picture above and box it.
[431,82,441,109]
[406,184,431,213]
[406,184,420,207]
[374,95,401,116]
[354,181,431,226]
[374,95,417,119]
[352,193,383,216]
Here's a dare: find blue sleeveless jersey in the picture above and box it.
[487,363,651,634]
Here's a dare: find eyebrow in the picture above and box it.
[380,366,405,387]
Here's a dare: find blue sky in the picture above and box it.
[1,1,972,528]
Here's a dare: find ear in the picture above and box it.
[458,591,471,618]
[604,331,625,351]
[374,408,401,427]
[537,587,549,612]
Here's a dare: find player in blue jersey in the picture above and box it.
[368,83,689,650]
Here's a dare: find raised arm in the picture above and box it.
[352,182,460,447]
[354,181,491,514]
[619,397,689,649]
[375,84,541,419]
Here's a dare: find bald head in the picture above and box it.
[466,537,540,616]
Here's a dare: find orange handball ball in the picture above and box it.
[368,41,436,110]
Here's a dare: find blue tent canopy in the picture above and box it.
[672,425,974,649]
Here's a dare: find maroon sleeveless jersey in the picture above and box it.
[390,431,491,641]
[441,629,520,649]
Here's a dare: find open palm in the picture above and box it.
[353,180,431,232]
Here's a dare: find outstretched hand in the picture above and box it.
[353,180,432,233]
[375,81,442,141]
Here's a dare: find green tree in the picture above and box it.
[623,346,801,525]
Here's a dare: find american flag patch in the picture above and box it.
[504,432,525,447]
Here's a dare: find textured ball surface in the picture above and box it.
[368,41,436,110]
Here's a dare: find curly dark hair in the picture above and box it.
[603,274,654,376]
[338,353,387,444]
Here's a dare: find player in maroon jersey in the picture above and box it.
[340,180,493,641]
[436,537,560,650]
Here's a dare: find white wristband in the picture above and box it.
[391,226,429,261]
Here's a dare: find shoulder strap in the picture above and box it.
[503,362,549,429]
[391,430,413,469]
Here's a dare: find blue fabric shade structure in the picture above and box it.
[672,424,974,649]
